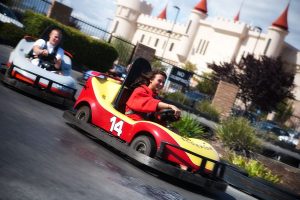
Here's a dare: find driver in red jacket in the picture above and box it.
[125,70,181,121]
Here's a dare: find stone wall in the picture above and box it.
[131,43,155,63]
[47,1,72,25]
[212,80,239,119]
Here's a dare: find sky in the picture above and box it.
[60,0,300,50]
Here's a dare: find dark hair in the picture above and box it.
[50,28,63,39]
[131,70,167,89]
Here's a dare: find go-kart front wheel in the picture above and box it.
[130,135,156,157]
[75,105,91,123]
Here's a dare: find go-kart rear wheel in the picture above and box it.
[130,135,156,157]
[75,105,91,123]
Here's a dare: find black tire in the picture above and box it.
[75,105,91,123]
[130,135,156,157]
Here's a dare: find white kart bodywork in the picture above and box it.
[8,38,76,94]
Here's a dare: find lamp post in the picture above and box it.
[104,17,113,40]
[161,6,180,60]
[252,26,262,55]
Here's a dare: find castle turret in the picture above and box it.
[111,0,152,41]
[176,0,208,62]
[264,3,289,58]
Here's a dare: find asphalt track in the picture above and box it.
[0,44,257,200]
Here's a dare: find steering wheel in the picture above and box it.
[155,109,179,123]
[39,54,58,71]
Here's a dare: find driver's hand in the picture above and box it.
[169,105,181,118]
[40,49,48,56]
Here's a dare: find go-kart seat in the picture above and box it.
[114,57,152,113]
[18,36,36,55]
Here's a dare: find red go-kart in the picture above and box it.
[63,58,227,192]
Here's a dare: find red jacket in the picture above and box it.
[125,85,161,120]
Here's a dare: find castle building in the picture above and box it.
[110,0,300,118]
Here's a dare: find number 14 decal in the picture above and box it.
[110,116,124,137]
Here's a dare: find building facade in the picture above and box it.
[110,0,300,119]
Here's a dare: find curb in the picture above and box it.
[224,166,300,200]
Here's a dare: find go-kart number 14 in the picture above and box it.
[110,116,124,136]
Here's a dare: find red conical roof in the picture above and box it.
[157,5,167,19]
[272,3,289,31]
[234,0,244,22]
[194,0,207,14]
[234,11,240,22]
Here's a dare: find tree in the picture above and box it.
[110,36,134,66]
[151,59,166,71]
[274,100,294,125]
[183,61,197,72]
[195,72,218,95]
[209,54,295,112]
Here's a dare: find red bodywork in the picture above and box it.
[74,76,218,173]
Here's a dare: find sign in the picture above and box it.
[168,66,193,87]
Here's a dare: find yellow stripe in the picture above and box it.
[146,121,219,170]
[91,77,135,124]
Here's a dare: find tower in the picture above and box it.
[264,3,289,58]
[176,0,208,62]
[111,0,152,41]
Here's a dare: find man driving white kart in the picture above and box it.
[30,28,64,72]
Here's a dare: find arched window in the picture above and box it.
[196,39,203,53]
[154,38,159,47]
[186,20,192,34]
[169,43,174,51]
[140,34,145,43]
[264,39,271,55]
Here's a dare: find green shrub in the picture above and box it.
[171,114,205,138]
[0,23,25,46]
[22,11,56,37]
[195,100,220,121]
[62,26,118,71]
[164,92,189,105]
[226,152,281,183]
[195,72,218,95]
[216,117,261,154]
[255,130,279,143]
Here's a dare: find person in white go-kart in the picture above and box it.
[29,28,64,73]
[1,26,77,106]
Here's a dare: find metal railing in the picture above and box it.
[69,16,111,42]
[9,0,51,14]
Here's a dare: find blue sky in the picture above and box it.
[61,0,300,50]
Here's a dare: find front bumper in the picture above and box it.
[1,64,76,107]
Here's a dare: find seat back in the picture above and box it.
[122,57,152,88]
[114,57,152,113]
[16,38,35,55]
